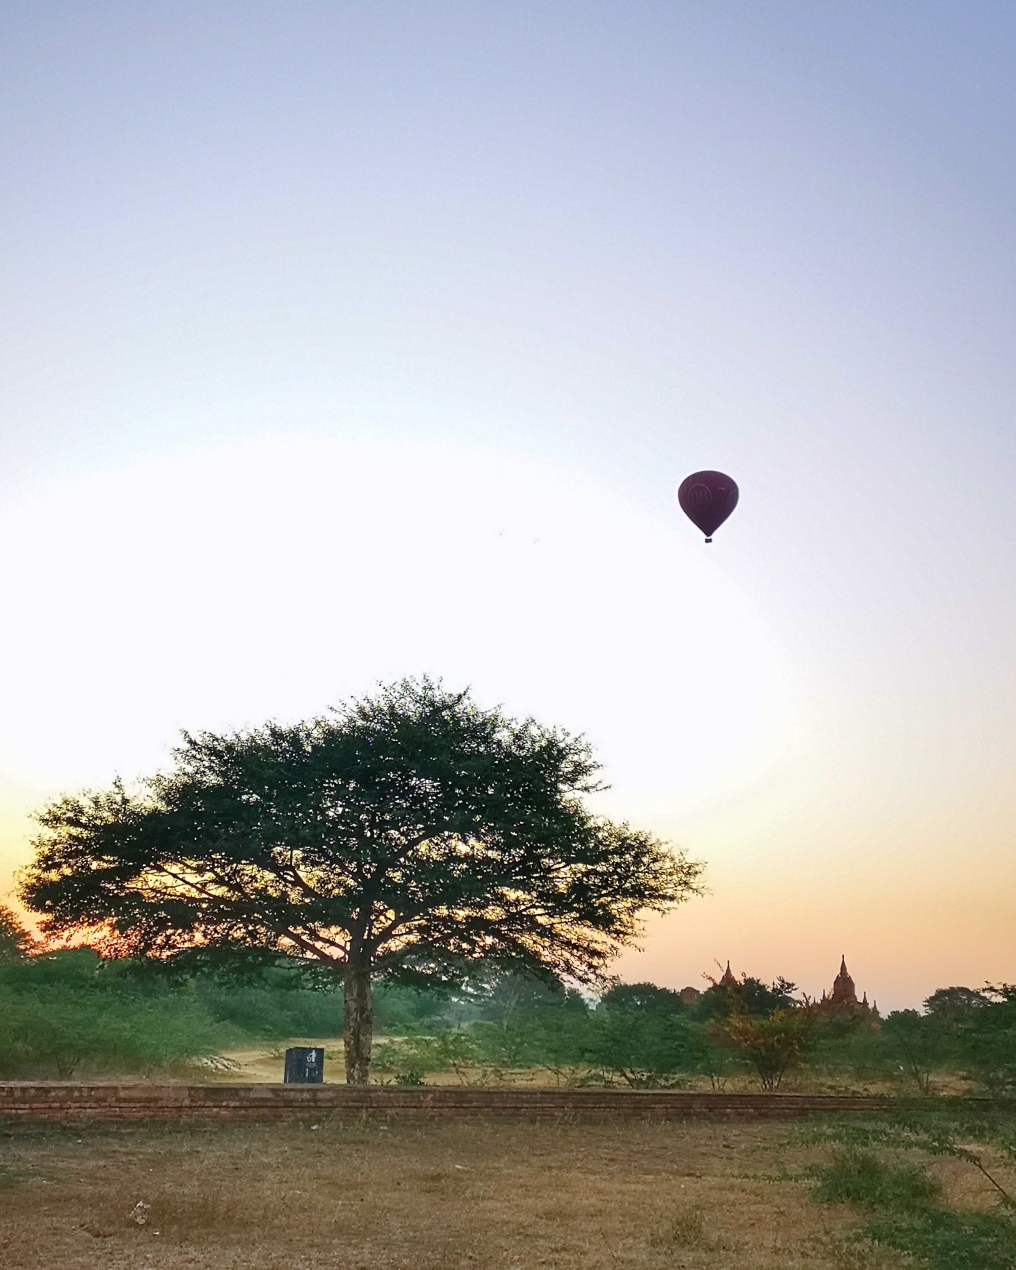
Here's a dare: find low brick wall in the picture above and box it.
[0,1084,924,1122]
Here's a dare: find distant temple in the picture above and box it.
[816,956,880,1025]
[679,957,879,1024]
[680,960,736,1004]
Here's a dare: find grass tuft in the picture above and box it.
[650,1206,708,1248]
[814,1234,917,1268]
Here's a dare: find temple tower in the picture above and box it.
[817,956,880,1026]
[829,956,858,1008]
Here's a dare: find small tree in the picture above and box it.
[0,904,36,963]
[585,982,694,1087]
[711,1005,815,1091]
[923,986,990,1023]
[882,1010,953,1095]
[954,985,1016,1093]
[20,679,702,1083]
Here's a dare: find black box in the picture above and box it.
[284,1046,325,1083]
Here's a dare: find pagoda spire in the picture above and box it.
[830,956,857,1006]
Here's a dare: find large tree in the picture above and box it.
[19,679,702,1082]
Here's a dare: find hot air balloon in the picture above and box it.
[677,471,739,542]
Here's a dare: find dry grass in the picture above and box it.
[0,1117,931,1269]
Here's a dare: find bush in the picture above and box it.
[807,1113,1016,1270]
[954,987,1016,1094]
[710,1006,815,1091]
[809,1149,941,1209]
[0,986,229,1078]
[583,1007,691,1087]
[863,1209,1016,1270]
[372,1030,481,1083]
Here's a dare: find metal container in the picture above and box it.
[283,1046,325,1083]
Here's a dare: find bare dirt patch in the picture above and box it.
[0,1118,923,1269]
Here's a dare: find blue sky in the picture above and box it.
[1,3,1015,1007]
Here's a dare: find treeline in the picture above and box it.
[371,976,1016,1095]
[0,941,463,1079]
[0,904,482,1077]
[2,908,1014,1090]
[0,946,325,1078]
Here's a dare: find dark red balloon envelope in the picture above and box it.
[677,471,739,542]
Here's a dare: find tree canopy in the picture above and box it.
[19,679,702,1081]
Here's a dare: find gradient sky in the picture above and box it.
[2,2,1015,1010]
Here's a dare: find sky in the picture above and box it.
[1,2,1014,1011]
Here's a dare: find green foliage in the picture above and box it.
[882,1010,955,1095]
[10,943,1016,1096]
[0,949,229,1078]
[373,982,471,1033]
[800,984,1016,1097]
[0,947,351,1077]
[804,1017,889,1086]
[809,1149,941,1208]
[692,974,797,1021]
[805,1110,1016,1202]
[924,986,991,1021]
[825,984,1016,1097]
[193,971,342,1040]
[862,1208,1016,1269]
[372,970,594,1083]
[373,1029,483,1084]
[599,981,688,1014]
[0,988,226,1078]
[807,1112,1016,1270]
[711,1005,816,1090]
[368,971,744,1088]
[953,986,1016,1094]
[470,971,589,1073]
[585,986,696,1087]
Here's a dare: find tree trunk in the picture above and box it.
[343,961,373,1084]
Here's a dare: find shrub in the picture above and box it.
[0,986,228,1077]
[809,1150,941,1209]
[863,1209,1016,1270]
[0,948,231,1077]
[710,1006,815,1090]
[807,1114,1016,1270]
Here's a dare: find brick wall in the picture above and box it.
[0,1084,953,1122]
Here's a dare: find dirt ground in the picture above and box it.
[0,1116,959,1270]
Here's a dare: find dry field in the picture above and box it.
[0,1115,974,1270]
